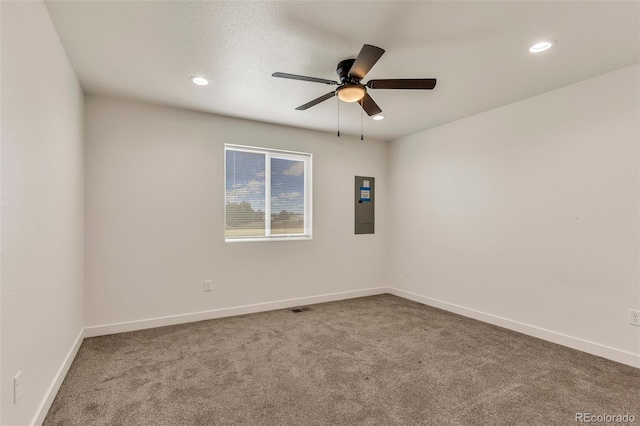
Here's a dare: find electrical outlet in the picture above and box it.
[404,267,411,278]
[204,280,212,292]
[13,371,21,404]
[630,309,640,326]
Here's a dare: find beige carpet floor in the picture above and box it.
[44,294,639,425]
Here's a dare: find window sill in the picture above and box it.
[225,235,312,243]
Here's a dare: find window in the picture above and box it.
[225,145,312,241]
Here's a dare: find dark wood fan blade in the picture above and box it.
[272,72,338,85]
[359,93,382,116]
[295,92,336,110]
[367,79,437,90]
[348,44,385,81]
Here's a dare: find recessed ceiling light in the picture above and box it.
[529,40,556,53]
[372,115,385,121]
[190,76,211,86]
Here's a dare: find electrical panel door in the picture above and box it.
[355,176,374,234]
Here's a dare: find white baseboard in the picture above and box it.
[387,287,640,369]
[33,328,85,426]
[84,287,388,338]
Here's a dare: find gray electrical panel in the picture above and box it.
[355,176,374,234]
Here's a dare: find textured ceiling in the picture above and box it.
[45,1,639,142]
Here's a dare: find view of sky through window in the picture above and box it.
[271,158,304,214]
[225,150,265,211]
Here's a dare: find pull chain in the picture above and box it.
[337,98,340,137]
[360,104,364,141]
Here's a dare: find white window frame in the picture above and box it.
[224,144,312,242]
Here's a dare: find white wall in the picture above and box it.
[387,64,640,367]
[84,96,387,330]
[1,1,85,425]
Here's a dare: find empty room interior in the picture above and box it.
[2,1,640,425]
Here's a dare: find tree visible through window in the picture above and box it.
[225,145,312,240]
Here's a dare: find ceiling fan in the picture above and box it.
[272,44,436,117]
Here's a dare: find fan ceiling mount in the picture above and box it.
[272,44,437,117]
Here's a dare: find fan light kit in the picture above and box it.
[529,40,556,53]
[372,115,385,121]
[337,85,366,103]
[272,44,437,118]
[190,76,211,86]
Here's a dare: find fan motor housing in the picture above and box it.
[337,59,357,83]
